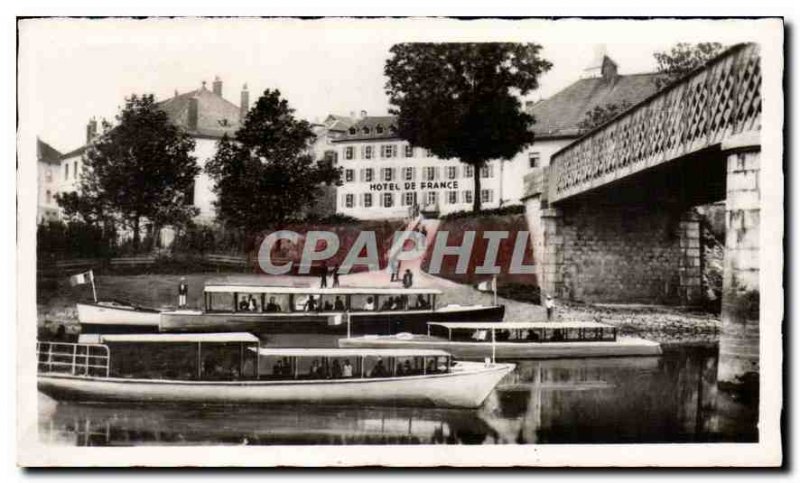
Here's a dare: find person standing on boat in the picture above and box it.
[402,269,413,288]
[332,264,340,288]
[178,277,188,308]
[545,294,555,321]
[389,258,399,282]
[342,360,353,378]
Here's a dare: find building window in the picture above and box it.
[403,167,415,181]
[345,194,355,208]
[64,163,69,180]
[74,161,79,177]
[323,150,338,165]
[382,192,394,208]
[362,126,371,135]
[363,145,374,160]
[382,167,394,182]
[446,166,458,180]
[481,189,494,203]
[361,168,374,183]
[375,125,384,134]
[363,193,373,208]
[423,166,438,181]
[345,147,355,160]
[424,191,438,206]
[463,190,473,204]
[45,168,52,183]
[381,144,397,159]
[464,165,474,178]
[404,145,414,158]
[447,190,458,205]
[402,191,417,207]
[45,190,51,204]
[348,127,356,135]
[528,152,541,168]
[480,165,494,178]
[345,169,354,182]
[425,149,433,157]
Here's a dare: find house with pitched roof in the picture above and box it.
[36,138,63,222]
[54,77,250,222]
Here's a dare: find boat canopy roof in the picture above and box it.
[204,285,441,296]
[256,348,450,358]
[429,321,615,330]
[97,332,260,344]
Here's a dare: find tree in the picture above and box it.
[577,101,632,132]
[205,89,342,233]
[653,42,725,89]
[56,94,199,252]
[384,43,552,211]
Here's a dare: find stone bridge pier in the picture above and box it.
[524,44,762,391]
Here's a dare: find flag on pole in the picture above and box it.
[69,270,98,302]
[69,271,92,286]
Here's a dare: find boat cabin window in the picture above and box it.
[433,325,616,343]
[108,341,259,381]
[350,294,375,311]
[256,354,450,380]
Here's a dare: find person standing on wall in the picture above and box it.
[178,277,188,308]
[545,294,555,321]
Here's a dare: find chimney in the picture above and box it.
[188,97,199,131]
[213,76,223,97]
[349,111,356,119]
[240,83,250,121]
[201,80,207,90]
[360,110,367,119]
[601,56,618,81]
[86,118,97,143]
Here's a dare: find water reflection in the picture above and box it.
[39,348,758,446]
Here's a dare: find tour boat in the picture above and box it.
[338,321,662,359]
[109,282,501,337]
[76,300,161,333]
[37,333,514,409]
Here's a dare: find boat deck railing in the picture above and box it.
[37,341,110,378]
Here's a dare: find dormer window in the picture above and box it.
[362,126,370,135]
[375,125,384,134]
[349,127,357,135]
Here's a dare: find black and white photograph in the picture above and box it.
[15,16,783,467]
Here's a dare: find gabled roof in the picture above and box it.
[157,86,242,139]
[36,138,63,165]
[529,72,664,139]
[324,114,356,133]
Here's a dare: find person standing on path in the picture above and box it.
[402,269,413,289]
[545,295,555,321]
[320,262,328,288]
[178,277,188,308]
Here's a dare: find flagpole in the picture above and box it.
[89,270,98,303]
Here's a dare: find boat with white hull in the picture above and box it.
[78,281,505,336]
[76,301,161,333]
[339,321,662,359]
[37,334,513,409]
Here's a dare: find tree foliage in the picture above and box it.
[384,43,552,211]
[56,94,199,252]
[653,42,725,89]
[577,101,632,132]
[205,89,342,233]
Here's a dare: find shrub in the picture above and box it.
[441,204,525,220]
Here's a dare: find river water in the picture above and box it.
[37,345,758,446]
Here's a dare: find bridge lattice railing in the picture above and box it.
[548,43,761,203]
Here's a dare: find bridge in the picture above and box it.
[522,43,762,390]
